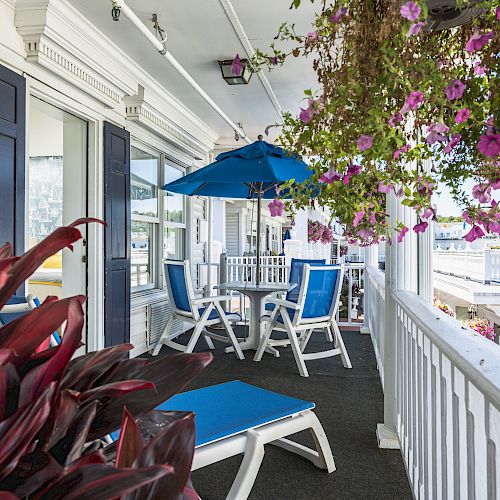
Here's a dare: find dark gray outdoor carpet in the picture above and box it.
[152,329,412,500]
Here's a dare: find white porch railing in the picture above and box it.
[365,266,500,499]
[433,248,500,284]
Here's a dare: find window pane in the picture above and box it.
[132,221,153,287]
[164,226,185,260]
[164,163,184,223]
[131,147,158,218]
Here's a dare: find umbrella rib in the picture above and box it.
[190,182,208,196]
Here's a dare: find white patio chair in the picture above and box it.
[254,264,352,377]
[152,260,244,359]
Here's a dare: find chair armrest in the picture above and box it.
[191,295,232,305]
[265,298,301,310]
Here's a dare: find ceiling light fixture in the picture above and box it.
[218,59,252,85]
[111,1,121,21]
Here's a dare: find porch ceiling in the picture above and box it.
[68,0,319,146]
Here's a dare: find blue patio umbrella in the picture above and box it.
[163,140,312,284]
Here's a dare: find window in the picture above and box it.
[130,147,187,291]
[131,146,159,289]
[163,160,186,260]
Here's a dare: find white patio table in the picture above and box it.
[214,282,295,356]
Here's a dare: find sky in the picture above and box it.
[433,179,476,217]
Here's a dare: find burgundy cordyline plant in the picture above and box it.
[251,0,499,245]
[0,219,211,499]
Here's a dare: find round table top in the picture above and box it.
[215,282,294,294]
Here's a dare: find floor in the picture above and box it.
[154,328,412,500]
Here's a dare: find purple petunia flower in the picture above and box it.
[400,1,421,21]
[478,134,500,157]
[455,108,470,124]
[497,7,500,22]
[307,31,318,42]
[421,207,434,219]
[393,144,410,159]
[445,134,461,154]
[357,134,373,151]
[407,21,426,37]
[401,91,423,113]
[299,107,313,124]
[465,30,494,52]
[464,225,485,242]
[413,221,428,234]
[353,209,365,227]
[444,79,465,100]
[472,184,492,204]
[269,198,285,217]
[343,163,362,185]
[370,212,377,226]
[426,123,449,145]
[491,179,500,190]
[319,168,342,184]
[231,54,244,75]
[397,226,409,243]
[378,181,394,193]
[474,62,486,75]
[389,113,403,127]
[329,6,347,23]
[270,56,279,65]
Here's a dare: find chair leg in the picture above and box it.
[185,307,213,353]
[214,302,244,360]
[308,412,336,473]
[331,321,352,369]
[226,431,265,500]
[253,307,279,362]
[152,315,174,356]
[325,324,334,343]
[203,335,215,350]
[282,313,309,377]
[299,328,313,353]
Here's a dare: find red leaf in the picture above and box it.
[18,297,85,406]
[128,413,196,500]
[64,450,107,474]
[0,383,55,481]
[0,243,13,259]
[0,363,19,420]
[0,219,104,309]
[61,343,134,392]
[116,407,144,468]
[68,218,107,229]
[88,352,212,440]
[34,464,173,500]
[78,380,156,404]
[0,296,85,360]
[0,491,18,499]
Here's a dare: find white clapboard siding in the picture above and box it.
[130,306,148,357]
[226,213,240,256]
[192,197,206,286]
[147,298,186,348]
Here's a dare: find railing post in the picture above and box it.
[361,245,378,334]
[483,248,492,284]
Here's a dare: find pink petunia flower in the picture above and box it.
[378,181,394,193]
[464,225,485,242]
[436,59,450,69]
[444,134,461,154]
[397,226,409,243]
[413,221,428,234]
[353,209,365,227]
[370,212,377,225]
[400,1,421,21]
[472,183,492,204]
[357,134,373,151]
[343,163,362,185]
[478,134,500,157]
[329,6,347,23]
[389,113,403,127]
[497,7,500,22]
[393,144,410,159]
[307,31,318,42]
[269,198,285,217]
[485,117,498,136]
[474,62,486,75]
[491,179,500,190]
[407,21,426,37]
[231,54,244,75]
[426,123,450,145]
[465,30,494,52]
[463,211,473,224]
[319,168,342,184]
[401,91,423,113]
[421,207,434,219]
[444,79,465,100]
[455,108,470,124]
[299,107,313,124]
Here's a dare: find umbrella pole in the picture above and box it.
[256,192,262,285]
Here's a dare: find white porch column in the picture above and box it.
[377,190,418,449]
[360,245,379,335]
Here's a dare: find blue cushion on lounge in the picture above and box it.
[264,303,276,312]
[162,381,314,446]
[198,308,241,321]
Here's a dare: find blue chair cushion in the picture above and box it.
[163,381,314,446]
[264,303,276,312]
[198,307,241,321]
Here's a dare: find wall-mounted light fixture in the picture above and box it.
[111,1,121,21]
[218,59,252,85]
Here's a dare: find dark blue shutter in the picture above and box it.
[103,122,130,347]
[0,65,25,257]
